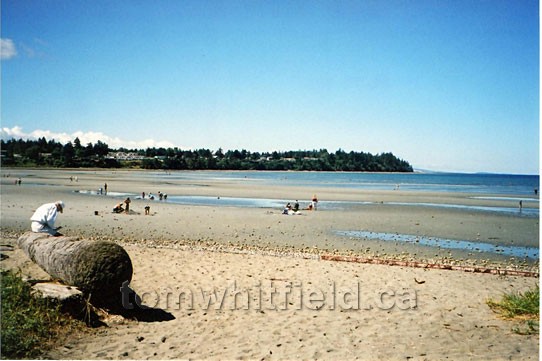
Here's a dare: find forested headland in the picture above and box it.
[1,137,413,172]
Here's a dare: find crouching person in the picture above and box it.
[30,201,65,236]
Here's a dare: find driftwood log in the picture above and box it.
[18,232,133,305]
[32,282,84,315]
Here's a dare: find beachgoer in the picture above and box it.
[124,197,131,214]
[519,200,523,210]
[282,203,291,215]
[142,191,146,199]
[293,200,300,212]
[104,183,108,195]
[113,203,124,213]
[312,195,318,210]
[30,201,65,236]
[145,205,150,215]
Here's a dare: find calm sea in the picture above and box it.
[156,171,539,195]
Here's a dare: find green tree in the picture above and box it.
[62,142,75,166]
[93,141,109,157]
[73,137,83,158]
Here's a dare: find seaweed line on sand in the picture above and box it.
[320,254,539,278]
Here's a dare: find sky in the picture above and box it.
[0,0,539,174]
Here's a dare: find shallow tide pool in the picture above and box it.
[335,230,539,259]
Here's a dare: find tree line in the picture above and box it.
[0,137,413,172]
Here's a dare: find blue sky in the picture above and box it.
[1,0,539,174]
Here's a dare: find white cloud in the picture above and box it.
[0,126,176,149]
[1,38,17,60]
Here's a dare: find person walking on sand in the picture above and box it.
[104,183,108,195]
[30,201,65,236]
[124,197,131,214]
[312,194,318,210]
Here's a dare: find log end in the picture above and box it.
[72,241,133,306]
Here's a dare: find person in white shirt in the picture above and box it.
[30,201,65,236]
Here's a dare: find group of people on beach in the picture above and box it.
[142,191,167,201]
[4,174,23,185]
[98,183,108,195]
[112,190,168,215]
[29,197,147,237]
[282,195,318,215]
[113,197,131,214]
[28,193,318,237]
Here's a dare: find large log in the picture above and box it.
[17,232,133,306]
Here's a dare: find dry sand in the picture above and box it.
[0,168,539,360]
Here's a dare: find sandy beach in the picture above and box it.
[1,168,539,360]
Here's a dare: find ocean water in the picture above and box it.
[152,171,540,195]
